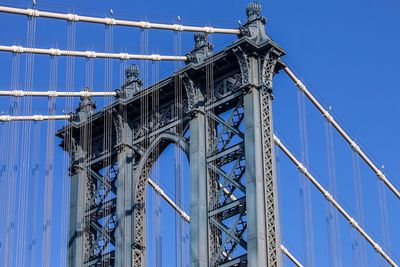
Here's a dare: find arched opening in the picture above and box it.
[131,132,190,266]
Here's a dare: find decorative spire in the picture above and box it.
[73,87,96,122]
[186,32,213,65]
[194,32,207,49]
[116,64,142,99]
[238,2,270,45]
[246,2,262,20]
[126,64,139,80]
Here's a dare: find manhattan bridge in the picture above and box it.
[0,1,398,267]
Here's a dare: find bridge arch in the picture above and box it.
[131,131,189,266]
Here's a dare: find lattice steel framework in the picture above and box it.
[58,2,286,266]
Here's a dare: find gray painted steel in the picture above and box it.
[59,2,286,266]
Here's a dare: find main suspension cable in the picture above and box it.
[0,44,188,61]
[274,134,398,267]
[283,66,400,200]
[149,176,304,267]
[0,114,70,121]
[280,245,304,267]
[0,90,116,97]
[0,5,240,34]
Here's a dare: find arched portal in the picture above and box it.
[131,132,189,266]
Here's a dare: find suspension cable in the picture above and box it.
[149,176,303,267]
[0,115,70,121]
[0,90,116,97]
[0,5,240,34]
[283,66,400,200]
[280,244,304,267]
[147,177,190,223]
[274,134,398,267]
[0,44,187,61]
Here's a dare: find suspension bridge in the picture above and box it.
[0,1,398,266]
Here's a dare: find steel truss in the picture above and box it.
[59,3,287,266]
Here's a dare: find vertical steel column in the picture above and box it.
[243,51,282,266]
[260,85,282,267]
[68,139,86,267]
[189,88,209,267]
[244,84,268,266]
[115,111,134,267]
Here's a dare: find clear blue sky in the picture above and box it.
[0,0,399,266]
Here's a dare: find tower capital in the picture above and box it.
[186,32,213,65]
[116,64,143,99]
[239,2,271,45]
[73,87,96,122]
[246,2,262,20]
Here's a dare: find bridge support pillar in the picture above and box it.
[189,96,209,266]
[244,83,282,267]
[244,85,268,266]
[68,140,86,267]
[115,110,134,267]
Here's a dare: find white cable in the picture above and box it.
[0,45,188,61]
[149,176,303,266]
[0,114,71,122]
[147,177,190,223]
[0,90,116,97]
[280,244,304,267]
[284,66,400,200]
[274,134,398,267]
[0,6,240,34]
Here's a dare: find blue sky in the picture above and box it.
[0,0,399,266]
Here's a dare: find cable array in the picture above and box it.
[274,134,398,267]
[284,66,400,200]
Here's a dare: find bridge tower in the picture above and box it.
[58,2,285,266]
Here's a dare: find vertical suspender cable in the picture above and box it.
[296,90,315,267]
[28,121,41,267]
[206,34,219,260]
[0,120,5,261]
[140,26,151,266]
[60,19,76,267]
[324,119,342,267]
[174,28,184,267]
[41,55,58,267]
[4,51,21,267]
[103,20,114,265]
[351,150,367,267]
[83,55,94,265]
[25,16,43,267]
[153,59,162,267]
[17,13,37,267]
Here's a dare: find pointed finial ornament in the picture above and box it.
[246,2,262,20]
[73,87,96,122]
[238,2,271,44]
[116,64,142,99]
[186,32,213,65]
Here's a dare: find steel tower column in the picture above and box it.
[114,107,134,267]
[68,138,86,267]
[66,94,96,267]
[235,2,285,266]
[188,80,209,267]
